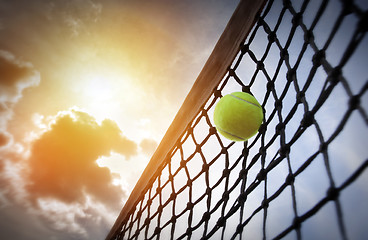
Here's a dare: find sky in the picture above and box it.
[0,0,240,239]
[1,0,367,240]
[100,0,367,239]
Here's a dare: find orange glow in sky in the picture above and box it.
[0,0,238,239]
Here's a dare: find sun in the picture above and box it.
[60,51,149,141]
[70,65,134,122]
[83,72,114,101]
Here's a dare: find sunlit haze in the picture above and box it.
[0,0,239,239]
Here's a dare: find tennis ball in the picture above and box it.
[213,92,263,141]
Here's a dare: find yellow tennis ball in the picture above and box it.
[213,92,263,141]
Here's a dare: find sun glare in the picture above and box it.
[71,65,134,122]
[84,74,113,100]
[62,52,154,142]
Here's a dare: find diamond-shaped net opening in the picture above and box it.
[108,0,368,239]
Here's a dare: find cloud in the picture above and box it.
[42,0,102,37]
[32,198,115,240]
[0,203,57,240]
[26,109,137,209]
[0,194,114,240]
[0,1,241,238]
[140,138,158,156]
[0,50,40,102]
[0,49,40,209]
[0,131,10,147]
[0,144,119,240]
[0,50,40,131]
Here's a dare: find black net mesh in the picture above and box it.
[108,0,368,239]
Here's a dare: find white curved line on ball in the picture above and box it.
[216,126,245,141]
[230,94,262,109]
